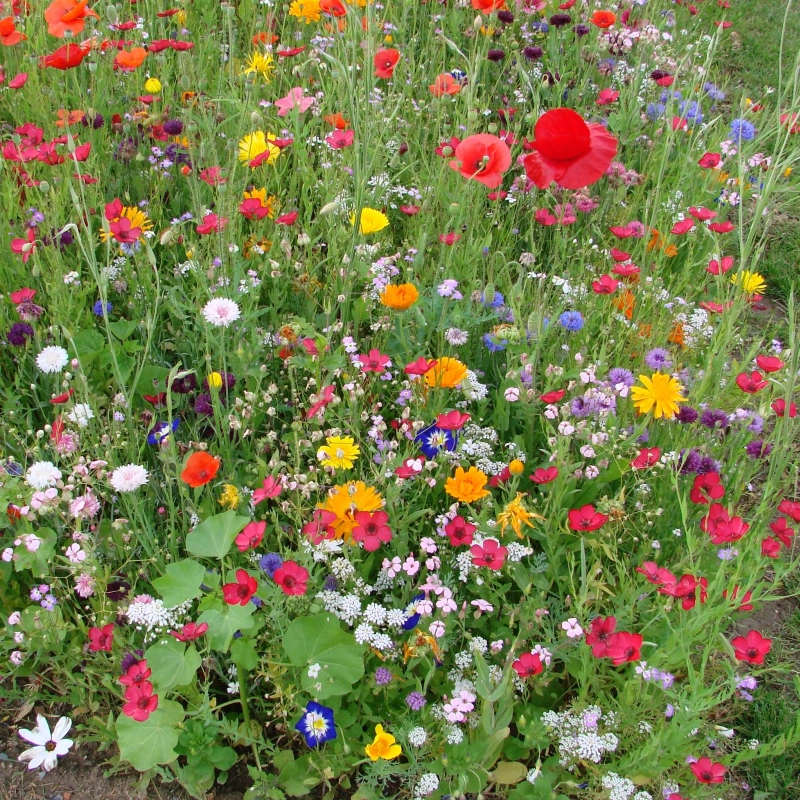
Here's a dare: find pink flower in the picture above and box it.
[470,539,507,570]
[275,87,315,117]
[358,349,391,373]
[235,521,266,552]
[273,560,309,595]
[196,213,228,235]
[351,510,392,551]
[253,476,283,504]
[325,129,355,149]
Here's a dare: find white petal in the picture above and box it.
[52,717,72,742]
[18,727,50,746]
[53,739,73,756]
[18,746,47,770]
[42,752,59,772]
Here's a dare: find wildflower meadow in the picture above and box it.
[1,0,800,798]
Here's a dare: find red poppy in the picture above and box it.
[51,388,75,404]
[698,152,721,168]
[0,15,25,45]
[755,355,784,372]
[523,109,617,190]
[689,206,716,221]
[736,371,768,393]
[530,466,558,485]
[41,42,90,69]
[732,630,772,664]
[631,447,660,469]
[223,569,258,606]
[352,511,393,551]
[604,631,642,665]
[374,48,400,79]
[273,561,309,595]
[439,232,460,245]
[449,134,512,189]
[708,220,735,233]
[170,621,209,642]
[430,73,461,97]
[400,205,420,215]
[196,213,228,234]
[585,616,616,657]
[512,651,543,678]
[591,10,616,27]
[540,389,565,403]
[596,88,619,105]
[235,521,266,552]
[436,410,470,430]
[113,46,147,71]
[568,504,609,532]
[770,517,796,547]
[610,248,630,262]
[659,574,708,610]
[689,472,725,504]
[277,45,306,57]
[470,539,507,570]
[276,210,299,226]
[88,623,115,652]
[445,516,476,547]
[122,682,158,721]
[181,451,220,488]
[690,757,725,784]
[671,218,695,235]
[319,0,346,15]
[45,0,99,38]
[762,537,781,558]
[472,0,506,9]
[706,256,733,274]
[771,398,797,418]
[723,586,754,612]
[592,274,620,294]
[534,208,557,226]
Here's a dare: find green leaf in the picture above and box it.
[230,637,259,670]
[115,699,184,771]
[491,762,527,785]
[197,603,256,652]
[151,559,207,606]
[108,319,138,341]
[71,329,105,361]
[132,364,172,396]
[145,639,201,691]
[283,614,365,700]
[186,511,249,559]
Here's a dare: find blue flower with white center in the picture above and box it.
[414,424,457,459]
[147,419,179,445]
[295,702,336,748]
[402,593,426,631]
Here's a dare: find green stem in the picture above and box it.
[237,664,262,771]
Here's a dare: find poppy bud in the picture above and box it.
[88,62,98,74]
[319,201,340,216]
[160,228,175,246]
[38,181,50,193]
[467,108,479,123]
[180,74,191,90]
[474,15,483,30]
[250,111,262,124]
[106,4,118,24]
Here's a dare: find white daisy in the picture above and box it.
[109,464,149,493]
[18,714,74,772]
[25,461,62,490]
[202,298,241,328]
[35,346,69,374]
[67,403,94,428]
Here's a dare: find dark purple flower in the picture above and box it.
[523,46,544,61]
[487,49,505,62]
[163,119,184,135]
[7,322,34,346]
[120,650,144,672]
[745,440,772,460]
[678,449,702,475]
[497,10,514,23]
[573,23,590,36]
[171,374,197,394]
[406,691,427,711]
[83,112,104,129]
[676,406,698,424]
[549,13,572,27]
[194,393,213,416]
[698,456,722,474]
[700,409,729,430]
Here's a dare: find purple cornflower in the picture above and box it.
[194,394,213,416]
[7,322,34,346]
[171,374,197,394]
[644,348,672,370]
[700,409,729,430]
[747,414,764,434]
[163,119,184,135]
[571,396,601,418]
[678,449,702,475]
[608,368,634,389]
[406,692,427,711]
[375,668,393,686]
[746,439,772,460]
[676,406,698,424]
[523,46,543,61]
[120,651,144,672]
[259,553,283,577]
[487,49,505,62]
[698,456,722,474]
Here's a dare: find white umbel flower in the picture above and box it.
[36,346,69,374]
[18,715,74,772]
[109,464,149,493]
[202,298,241,327]
[26,461,62,490]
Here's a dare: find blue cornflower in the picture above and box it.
[414,424,458,459]
[147,419,179,445]
[704,82,726,101]
[481,291,505,309]
[483,332,508,352]
[559,311,584,332]
[259,553,283,578]
[93,300,112,317]
[402,593,426,631]
[679,100,703,124]
[644,348,672,370]
[295,702,336,748]
[646,103,666,121]
[730,118,756,141]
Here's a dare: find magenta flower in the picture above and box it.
[275,87,315,117]
[359,349,391,373]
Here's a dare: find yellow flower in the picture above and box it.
[99,206,153,243]
[243,188,278,218]
[497,493,543,539]
[320,481,383,540]
[445,466,490,504]
[380,283,419,311]
[351,208,389,235]
[144,77,162,93]
[317,436,360,470]
[243,51,275,82]
[508,459,525,476]
[365,725,402,762]
[288,0,322,23]
[218,484,241,509]
[630,372,686,420]
[424,357,468,389]
[238,131,281,166]
[731,270,767,295]
[207,372,224,389]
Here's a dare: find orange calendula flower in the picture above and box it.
[45,0,99,38]
[320,481,383,540]
[380,283,419,311]
[424,357,468,389]
[181,451,221,488]
[365,725,402,762]
[445,466,490,504]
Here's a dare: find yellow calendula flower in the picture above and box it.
[320,481,383,540]
[508,459,525,476]
[218,484,241,509]
[207,372,224,389]
[243,51,275,81]
[630,372,686,420]
[351,207,389,235]
[731,270,767,295]
[380,283,419,311]
[445,466,490,504]
[497,493,543,539]
[144,77,162,93]
[288,0,322,23]
[365,725,402,762]
[424,357,468,389]
[317,436,360,470]
[238,131,281,166]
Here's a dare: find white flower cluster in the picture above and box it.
[413,773,439,799]
[124,598,190,642]
[601,773,636,800]
[542,706,619,766]
[462,370,488,401]
[675,306,714,348]
[407,726,427,748]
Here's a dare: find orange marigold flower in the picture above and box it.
[380,283,419,311]
[424,357,468,389]
[446,466,490,504]
[181,451,220,488]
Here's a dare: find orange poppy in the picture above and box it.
[114,47,147,71]
[590,10,616,28]
[0,16,26,45]
[45,0,99,38]
[55,109,86,127]
[430,73,461,97]
[669,323,686,348]
[614,290,635,320]
[324,112,350,130]
[181,451,220,488]
[252,32,279,45]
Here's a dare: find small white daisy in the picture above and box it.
[67,403,94,428]
[25,461,62,490]
[109,464,149,493]
[18,714,74,772]
[202,298,241,328]
[35,346,69,374]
